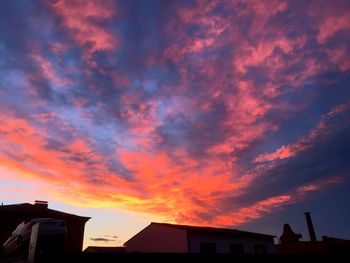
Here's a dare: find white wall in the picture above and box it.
[188,232,276,254]
[125,224,188,253]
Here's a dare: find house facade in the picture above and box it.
[124,222,275,254]
[0,200,90,252]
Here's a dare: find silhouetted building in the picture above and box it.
[124,222,276,254]
[0,200,90,252]
[280,224,302,244]
[276,212,350,255]
[321,236,350,254]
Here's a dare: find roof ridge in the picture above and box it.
[150,222,275,237]
[0,202,90,220]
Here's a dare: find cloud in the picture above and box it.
[104,234,118,239]
[225,103,350,208]
[0,0,350,230]
[216,176,343,226]
[49,0,118,56]
[255,101,350,163]
[90,237,115,242]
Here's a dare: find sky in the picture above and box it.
[0,0,350,249]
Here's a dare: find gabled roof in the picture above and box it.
[0,202,90,221]
[124,222,275,246]
[151,222,276,238]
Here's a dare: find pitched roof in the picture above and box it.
[151,222,275,238]
[0,202,90,221]
[124,222,275,246]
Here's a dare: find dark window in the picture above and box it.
[254,244,267,254]
[229,244,244,254]
[200,242,217,254]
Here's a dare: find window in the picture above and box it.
[200,242,217,254]
[229,244,244,255]
[254,244,267,254]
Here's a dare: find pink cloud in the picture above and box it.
[50,0,118,57]
[215,176,342,227]
[255,101,350,163]
[326,47,350,72]
[29,51,72,88]
[255,145,296,163]
[1,0,349,230]
[317,13,350,44]
[216,195,292,226]
[161,0,346,168]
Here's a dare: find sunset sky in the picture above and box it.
[1,0,350,248]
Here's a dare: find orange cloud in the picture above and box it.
[1,0,349,232]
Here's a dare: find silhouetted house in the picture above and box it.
[276,212,350,255]
[124,222,276,254]
[0,200,90,252]
[84,246,126,253]
[321,236,350,254]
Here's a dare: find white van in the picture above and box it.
[2,218,67,257]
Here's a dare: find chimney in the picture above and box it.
[34,200,48,209]
[304,212,317,242]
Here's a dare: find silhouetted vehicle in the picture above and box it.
[2,218,67,258]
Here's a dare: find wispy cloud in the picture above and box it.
[0,0,349,229]
[90,237,115,242]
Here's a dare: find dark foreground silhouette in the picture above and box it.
[2,252,349,263]
[1,201,350,262]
